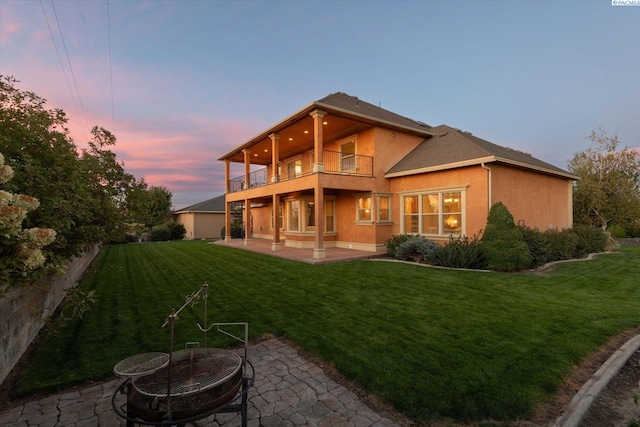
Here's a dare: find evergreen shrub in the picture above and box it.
[220,219,244,239]
[518,226,553,268]
[148,227,171,242]
[572,224,607,257]
[164,220,186,240]
[482,202,532,272]
[607,224,626,238]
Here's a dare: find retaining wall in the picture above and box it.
[0,245,101,385]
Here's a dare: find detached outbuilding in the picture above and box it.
[174,195,226,240]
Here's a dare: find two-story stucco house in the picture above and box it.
[218,92,577,260]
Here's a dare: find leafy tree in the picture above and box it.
[131,185,173,232]
[79,126,145,243]
[482,202,532,272]
[0,75,140,274]
[568,129,640,231]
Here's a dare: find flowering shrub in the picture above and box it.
[0,152,57,279]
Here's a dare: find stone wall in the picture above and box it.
[0,245,101,385]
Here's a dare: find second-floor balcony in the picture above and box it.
[229,150,373,193]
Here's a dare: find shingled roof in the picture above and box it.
[385,125,578,180]
[174,195,226,213]
[314,92,433,135]
[218,92,433,161]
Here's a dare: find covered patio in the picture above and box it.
[212,238,385,264]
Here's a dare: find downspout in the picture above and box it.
[481,163,492,214]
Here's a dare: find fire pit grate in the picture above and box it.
[132,348,242,397]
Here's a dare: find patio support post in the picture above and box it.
[224,159,230,194]
[244,198,251,246]
[313,187,325,259]
[311,109,327,259]
[242,149,251,189]
[224,160,232,242]
[269,133,280,183]
[272,194,281,251]
[225,201,232,242]
[310,110,326,173]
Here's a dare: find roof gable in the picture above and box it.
[314,92,433,134]
[386,125,577,180]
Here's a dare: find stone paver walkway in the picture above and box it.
[0,338,399,426]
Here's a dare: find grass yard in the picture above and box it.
[11,241,640,424]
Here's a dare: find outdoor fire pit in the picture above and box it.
[111,284,254,427]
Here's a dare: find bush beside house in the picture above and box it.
[385,202,608,272]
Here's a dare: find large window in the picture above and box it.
[357,194,392,223]
[378,195,391,222]
[305,200,315,228]
[357,196,372,221]
[288,200,299,231]
[286,198,335,232]
[325,200,334,232]
[401,190,464,236]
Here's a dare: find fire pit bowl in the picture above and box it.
[127,348,243,422]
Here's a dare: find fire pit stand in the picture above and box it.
[111,284,255,426]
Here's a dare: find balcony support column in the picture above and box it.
[272,194,282,251]
[244,198,252,246]
[269,133,280,183]
[224,200,232,242]
[242,149,251,189]
[313,187,326,260]
[224,159,230,194]
[310,110,326,173]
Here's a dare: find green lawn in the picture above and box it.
[12,241,640,424]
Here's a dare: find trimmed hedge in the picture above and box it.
[431,235,487,270]
[482,202,532,272]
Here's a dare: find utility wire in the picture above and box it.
[50,0,90,136]
[107,0,115,133]
[40,0,80,128]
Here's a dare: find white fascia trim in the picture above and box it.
[492,156,580,180]
[385,157,495,178]
[385,156,579,180]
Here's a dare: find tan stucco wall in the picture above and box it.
[176,212,225,240]
[389,165,490,239]
[490,164,573,231]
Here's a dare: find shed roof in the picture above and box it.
[174,194,226,213]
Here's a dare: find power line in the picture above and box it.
[49,0,90,135]
[107,0,115,133]
[40,0,81,129]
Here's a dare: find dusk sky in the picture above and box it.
[1,0,638,209]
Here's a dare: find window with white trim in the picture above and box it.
[288,200,299,231]
[356,195,372,222]
[325,200,335,232]
[286,198,335,232]
[401,190,464,236]
[378,195,391,222]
